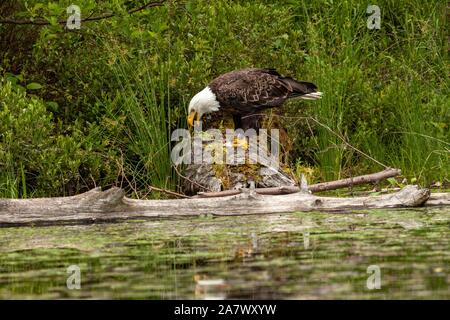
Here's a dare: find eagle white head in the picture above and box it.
[187,86,220,127]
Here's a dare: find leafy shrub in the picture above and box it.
[0,79,119,197]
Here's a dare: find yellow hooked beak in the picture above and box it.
[187,111,200,127]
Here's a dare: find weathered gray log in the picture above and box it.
[0,185,435,227]
[425,192,450,207]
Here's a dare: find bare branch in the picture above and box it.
[149,185,191,199]
[195,168,402,198]
[173,165,213,192]
[0,0,166,26]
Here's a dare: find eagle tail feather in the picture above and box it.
[299,91,323,100]
[280,78,322,100]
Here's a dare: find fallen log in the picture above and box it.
[425,192,450,207]
[0,185,434,227]
[307,168,401,192]
[195,168,401,198]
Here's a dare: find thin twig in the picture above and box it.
[390,131,450,146]
[149,185,191,199]
[122,164,140,199]
[244,113,389,169]
[172,165,213,192]
[307,117,389,169]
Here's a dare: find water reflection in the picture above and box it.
[194,275,227,300]
[0,208,448,299]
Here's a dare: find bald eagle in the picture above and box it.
[187,68,322,131]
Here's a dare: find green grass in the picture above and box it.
[106,46,182,198]
[0,0,448,198]
[283,0,449,184]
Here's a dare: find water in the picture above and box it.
[0,208,448,299]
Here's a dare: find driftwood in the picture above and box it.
[195,168,401,198]
[0,185,442,227]
[425,193,450,207]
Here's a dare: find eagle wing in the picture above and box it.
[209,68,294,113]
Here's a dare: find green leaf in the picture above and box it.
[46,101,59,112]
[27,83,43,90]
[387,177,398,187]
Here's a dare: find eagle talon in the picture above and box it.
[232,137,249,150]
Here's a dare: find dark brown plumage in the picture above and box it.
[208,68,320,131]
